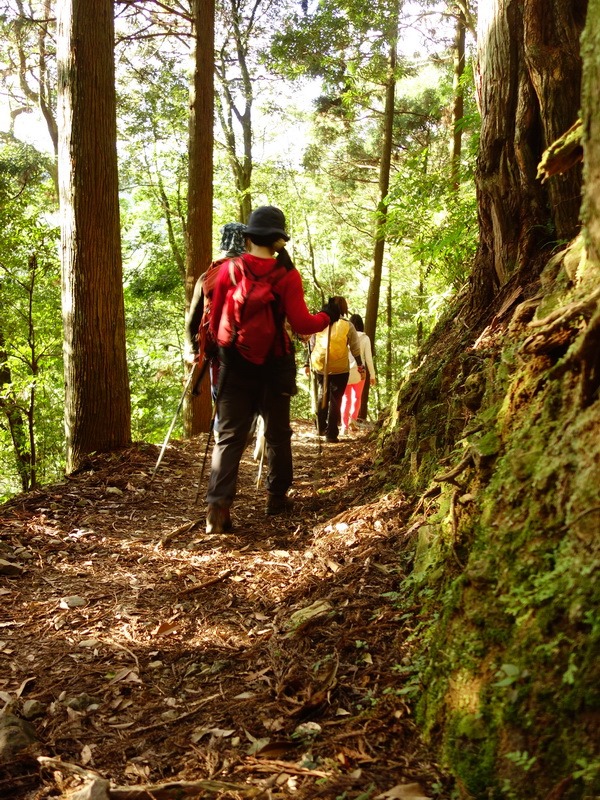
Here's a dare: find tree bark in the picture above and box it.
[386,277,392,392]
[470,0,587,310]
[57,0,131,473]
[450,3,466,191]
[184,0,215,436]
[581,0,600,265]
[360,4,398,419]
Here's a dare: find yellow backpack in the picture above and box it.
[310,319,350,372]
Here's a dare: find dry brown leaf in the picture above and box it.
[80,744,94,765]
[287,599,332,630]
[107,668,142,685]
[15,676,35,697]
[191,727,235,743]
[376,783,431,799]
[152,620,178,636]
[254,740,296,758]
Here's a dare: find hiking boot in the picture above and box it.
[266,493,294,516]
[326,435,339,443]
[206,503,232,534]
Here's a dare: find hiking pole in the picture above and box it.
[256,444,265,489]
[253,414,266,489]
[151,363,196,481]
[194,404,217,504]
[307,337,321,456]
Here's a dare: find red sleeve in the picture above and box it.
[278,269,330,336]
[209,259,242,337]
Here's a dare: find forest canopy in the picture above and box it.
[0,0,478,498]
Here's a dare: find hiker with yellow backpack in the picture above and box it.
[308,297,364,443]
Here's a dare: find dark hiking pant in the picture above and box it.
[206,351,293,507]
[315,371,349,441]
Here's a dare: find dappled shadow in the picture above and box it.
[0,422,450,799]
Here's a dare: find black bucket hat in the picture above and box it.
[245,206,290,241]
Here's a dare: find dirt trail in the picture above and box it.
[0,421,449,799]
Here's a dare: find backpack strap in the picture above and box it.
[228,256,242,285]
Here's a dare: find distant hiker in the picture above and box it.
[186,222,247,401]
[308,297,363,443]
[341,313,376,435]
[205,205,339,534]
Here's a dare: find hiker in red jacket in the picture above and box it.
[186,222,247,407]
[205,206,339,534]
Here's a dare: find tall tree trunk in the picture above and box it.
[450,3,466,191]
[184,0,215,436]
[470,0,587,311]
[57,0,131,473]
[581,0,600,265]
[577,0,600,408]
[386,276,392,393]
[360,4,399,419]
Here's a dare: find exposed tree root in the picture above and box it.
[433,449,474,487]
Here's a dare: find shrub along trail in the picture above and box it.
[0,420,449,799]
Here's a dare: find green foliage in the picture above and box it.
[117,44,189,279]
[125,281,186,443]
[0,142,62,499]
[272,0,407,90]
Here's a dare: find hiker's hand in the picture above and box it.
[321,297,340,323]
[185,347,198,366]
[358,365,366,381]
[370,376,376,386]
[273,238,288,253]
[276,247,294,268]
[304,365,310,376]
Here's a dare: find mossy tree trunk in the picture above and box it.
[470,0,587,310]
[577,0,600,408]
[184,0,215,436]
[581,0,600,266]
[57,0,131,473]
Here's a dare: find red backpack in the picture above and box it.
[193,257,234,361]
[217,257,287,365]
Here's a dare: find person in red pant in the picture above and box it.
[341,313,376,434]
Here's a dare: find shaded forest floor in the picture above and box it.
[0,421,450,800]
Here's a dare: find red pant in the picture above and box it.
[341,379,365,428]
